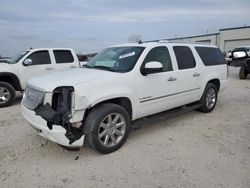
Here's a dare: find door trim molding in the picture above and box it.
[139,87,200,103]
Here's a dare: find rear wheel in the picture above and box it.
[0,82,15,108]
[239,67,247,79]
[198,83,218,113]
[84,103,130,154]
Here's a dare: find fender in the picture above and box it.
[76,93,134,109]
[0,72,22,91]
[200,73,220,98]
[74,91,136,119]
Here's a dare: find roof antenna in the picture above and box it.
[30,47,33,49]
[138,40,142,44]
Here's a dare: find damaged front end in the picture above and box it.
[34,87,83,145]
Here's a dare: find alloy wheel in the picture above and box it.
[98,113,126,147]
[206,88,216,109]
[0,86,10,104]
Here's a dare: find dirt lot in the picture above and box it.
[0,67,249,188]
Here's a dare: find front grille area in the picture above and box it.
[247,61,250,67]
[23,86,45,110]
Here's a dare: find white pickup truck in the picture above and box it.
[0,48,83,107]
[21,41,228,154]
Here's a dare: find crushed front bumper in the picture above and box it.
[21,102,85,147]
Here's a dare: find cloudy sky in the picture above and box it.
[0,0,250,56]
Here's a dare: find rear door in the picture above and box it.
[172,46,202,104]
[52,50,78,71]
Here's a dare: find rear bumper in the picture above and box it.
[21,102,84,147]
[231,59,250,67]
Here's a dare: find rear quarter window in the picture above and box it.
[195,47,226,66]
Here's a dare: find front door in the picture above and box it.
[136,46,179,118]
[19,50,55,88]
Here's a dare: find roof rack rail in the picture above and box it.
[167,41,212,45]
[138,39,168,44]
[138,39,213,45]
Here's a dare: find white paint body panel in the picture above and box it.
[21,42,228,147]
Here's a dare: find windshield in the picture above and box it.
[234,47,250,52]
[8,51,29,64]
[85,46,145,72]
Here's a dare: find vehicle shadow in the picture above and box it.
[13,92,23,106]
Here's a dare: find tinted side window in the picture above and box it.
[27,51,51,65]
[173,46,196,70]
[195,47,226,66]
[233,47,250,52]
[54,50,74,64]
[143,46,173,72]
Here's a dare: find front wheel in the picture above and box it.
[0,82,16,108]
[198,83,218,113]
[84,103,131,154]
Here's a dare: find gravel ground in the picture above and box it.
[0,67,249,188]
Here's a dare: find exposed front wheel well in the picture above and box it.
[94,98,132,118]
[82,97,133,125]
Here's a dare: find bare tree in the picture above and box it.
[128,34,142,43]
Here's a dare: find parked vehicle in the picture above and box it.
[233,46,250,56]
[21,41,228,154]
[0,58,10,63]
[231,48,250,79]
[224,51,232,65]
[0,48,84,107]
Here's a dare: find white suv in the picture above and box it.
[21,41,228,154]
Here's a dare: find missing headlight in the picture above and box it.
[35,87,74,125]
[35,86,82,144]
[52,87,74,113]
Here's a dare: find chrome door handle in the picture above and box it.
[45,67,53,70]
[193,73,200,77]
[168,76,177,81]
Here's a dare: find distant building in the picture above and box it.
[167,26,250,52]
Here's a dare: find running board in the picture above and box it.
[132,102,202,130]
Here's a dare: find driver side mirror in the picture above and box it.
[232,51,248,60]
[142,61,163,76]
[23,58,33,66]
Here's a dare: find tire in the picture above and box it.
[239,67,247,79]
[84,103,131,154]
[198,83,218,113]
[0,82,16,108]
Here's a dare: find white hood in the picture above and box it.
[0,62,18,72]
[28,68,120,92]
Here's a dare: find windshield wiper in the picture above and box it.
[92,65,115,72]
[82,64,93,68]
